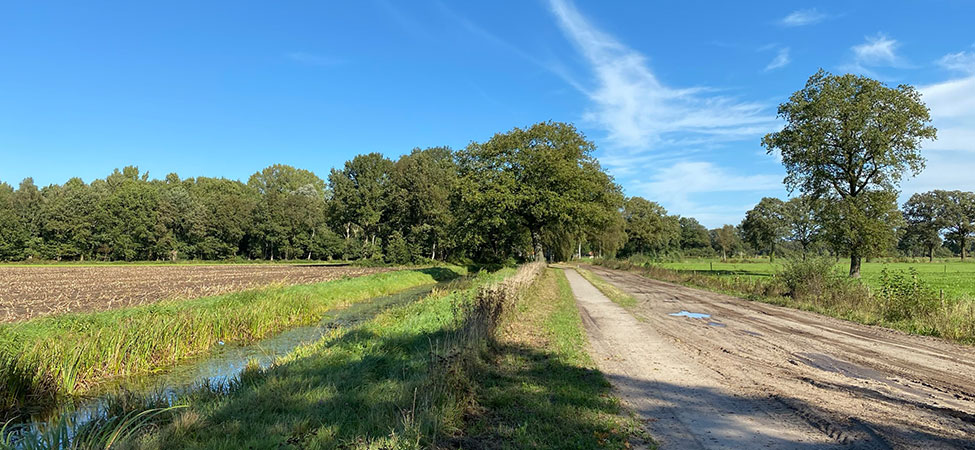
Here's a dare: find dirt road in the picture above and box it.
[565,266,975,449]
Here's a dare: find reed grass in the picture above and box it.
[0,267,463,419]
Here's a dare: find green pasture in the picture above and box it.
[656,259,975,299]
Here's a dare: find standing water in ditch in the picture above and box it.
[10,277,470,438]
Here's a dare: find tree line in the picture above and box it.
[0,70,950,276]
[0,122,624,264]
[734,190,975,263]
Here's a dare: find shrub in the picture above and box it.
[780,257,835,299]
[876,267,939,322]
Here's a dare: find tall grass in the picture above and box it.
[128,265,530,448]
[18,262,649,448]
[0,267,462,419]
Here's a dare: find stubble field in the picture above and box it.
[0,264,390,322]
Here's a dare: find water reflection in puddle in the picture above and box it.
[707,322,726,327]
[668,310,711,319]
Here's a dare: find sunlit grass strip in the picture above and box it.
[0,267,463,413]
[575,267,637,307]
[137,267,519,448]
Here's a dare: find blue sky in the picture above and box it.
[1,1,973,227]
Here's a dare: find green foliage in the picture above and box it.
[328,152,394,245]
[457,121,623,262]
[621,197,680,257]
[385,231,412,264]
[876,267,939,322]
[711,224,743,260]
[903,191,943,260]
[763,70,937,277]
[679,217,710,251]
[741,197,786,261]
[931,190,975,260]
[819,190,904,274]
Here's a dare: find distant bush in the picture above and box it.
[876,267,939,322]
[779,257,871,310]
[781,257,833,296]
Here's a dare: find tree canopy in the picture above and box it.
[762,70,937,277]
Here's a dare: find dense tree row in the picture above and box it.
[0,122,626,264]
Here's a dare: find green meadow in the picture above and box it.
[656,259,975,299]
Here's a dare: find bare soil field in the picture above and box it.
[0,265,390,322]
[571,265,975,449]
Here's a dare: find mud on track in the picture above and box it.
[570,266,975,450]
[0,265,390,322]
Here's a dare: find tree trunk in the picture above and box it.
[769,243,775,263]
[431,242,436,260]
[962,237,967,261]
[531,228,544,262]
[929,245,934,262]
[849,248,862,278]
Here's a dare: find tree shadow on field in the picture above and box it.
[413,266,463,282]
[681,269,776,278]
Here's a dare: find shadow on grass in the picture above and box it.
[680,269,776,278]
[153,319,646,449]
[414,266,464,282]
[140,315,975,449]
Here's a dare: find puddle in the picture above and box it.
[740,330,763,337]
[707,321,726,327]
[668,310,711,319]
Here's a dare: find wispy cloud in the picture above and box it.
[629,161,783,226]
[546,0,775,151]
[852,34,900,66]
[919,75,975,153]
[841,33,908,77]
[938,46,975,74]
[765,47,791,71]
[779,9,827,27]
[286,52,341,67]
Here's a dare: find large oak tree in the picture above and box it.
[762,70,936,277]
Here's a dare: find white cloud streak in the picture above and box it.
[939,46,975,74]
[779,9,827,27]
[852,34,901,66]
[919,75,975,153]
[765,47,791,71]
[630,161,784,226]
[547,0,775,150]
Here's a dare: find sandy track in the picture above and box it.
[566,266,975,449]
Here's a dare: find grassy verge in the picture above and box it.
[14,263,652,449]
[593,259,975,345]
[574,267,637,308]
[460,268,651,449]
[120,266,520,449]
[0,267,462,418]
